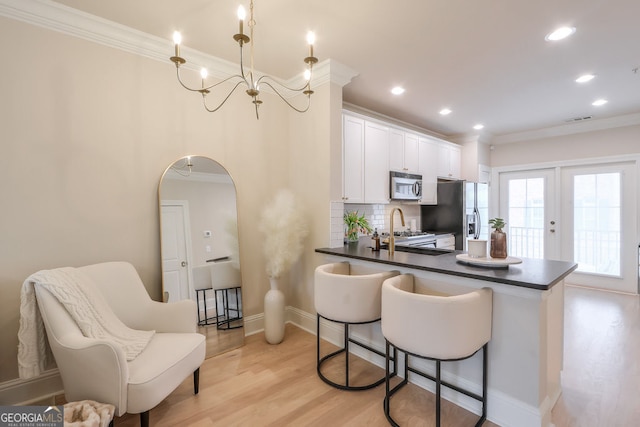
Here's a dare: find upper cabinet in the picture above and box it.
[418,136,439,205]
[363,121,391,204]
[342,111,462,205]
[389,128,419,173]
[437,141,461,180]
[342,114,365,203]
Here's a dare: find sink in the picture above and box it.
[381,245,452,256]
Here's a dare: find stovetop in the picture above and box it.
[380,231,435,241]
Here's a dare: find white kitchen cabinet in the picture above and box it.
[389,128,419,173]
[418,137,439,204]
[437,141,461,179]
[342,114,365,203]
[364,120,390,203]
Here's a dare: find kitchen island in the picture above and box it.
[315,239,577,427]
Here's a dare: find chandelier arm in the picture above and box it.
[176,67,247,93]
[257,74,312,93]
[171,167,192,177]
[170,159,193,177]
[259,81,311,113]
[201,81,247,113]
[202,74,248,91]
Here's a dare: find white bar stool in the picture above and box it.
[314,262,399,390]
[381,274,493,426]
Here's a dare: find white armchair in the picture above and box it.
[34,261,206,427]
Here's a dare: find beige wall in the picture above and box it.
[0,16,336,384]
[490,124,640,167]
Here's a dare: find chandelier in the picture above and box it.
[169,0,318,119]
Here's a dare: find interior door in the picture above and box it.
[160,202,191,302]
[499,169,558,260]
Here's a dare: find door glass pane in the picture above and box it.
[573,173,621,276]
[508,178,545,258]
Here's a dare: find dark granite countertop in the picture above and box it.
[315,238,578,291]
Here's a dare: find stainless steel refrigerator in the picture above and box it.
[420,180,489,250]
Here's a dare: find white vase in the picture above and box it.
[264,277,285,344]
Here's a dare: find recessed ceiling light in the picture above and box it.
[545,26,576,41]
[473,124,484,130]
[391,87,405,95]
[592,99,608,106]
[575,74,595,83]
[439,108,452,116]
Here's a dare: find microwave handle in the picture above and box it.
[413,181,421,196]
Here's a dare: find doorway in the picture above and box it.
[499,168,558,260]
[160,201,193,302]
[560,162,637,293]
[497,161,638,294]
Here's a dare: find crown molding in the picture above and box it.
[490,112,640,145]
[0,0,353,92]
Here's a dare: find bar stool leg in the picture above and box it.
[436,360,442,427]
[344,323,350,388]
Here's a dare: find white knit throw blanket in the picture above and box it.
[18,267,154,379]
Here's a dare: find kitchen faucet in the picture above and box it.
[388,207,405,255]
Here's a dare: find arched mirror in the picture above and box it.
[159,156,243,357]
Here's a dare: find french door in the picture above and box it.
[499,169,558,260]
[560,163,637,293]
[498,162,637,294]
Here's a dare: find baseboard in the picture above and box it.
[0,369,62,406]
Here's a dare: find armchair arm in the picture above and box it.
[136,300,198,333]
[53,335,129,416]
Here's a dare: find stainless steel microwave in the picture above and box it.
[389,171,422,201]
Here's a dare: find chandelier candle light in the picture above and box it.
[169,0,318,119]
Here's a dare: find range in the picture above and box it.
[380,231,452,255]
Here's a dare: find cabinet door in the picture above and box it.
[449,144,461,179]
[437,142,462,179]
[342,115,365,203]
[388,128,404,171]
[404,133,419,172]
[418,137,438,204]
[389,129,419,173]
[364,121,390,203]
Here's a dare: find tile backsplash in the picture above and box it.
[344,203,421,236]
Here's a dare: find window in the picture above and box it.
[508,177,546,259]
[573,173,621,276]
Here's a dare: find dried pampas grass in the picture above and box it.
[259,189,309,279]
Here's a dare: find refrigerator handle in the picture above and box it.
[474,207,481,239]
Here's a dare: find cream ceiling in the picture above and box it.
[52,0,640,141]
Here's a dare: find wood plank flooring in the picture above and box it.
[106,285,639,426]
[550,285,640,426]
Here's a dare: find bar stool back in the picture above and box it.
[193,261,242,329]
[314,262,399,390]
[381,274,493,426]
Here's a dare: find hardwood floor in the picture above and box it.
[550,285,640,426]
[109,285,639,426]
